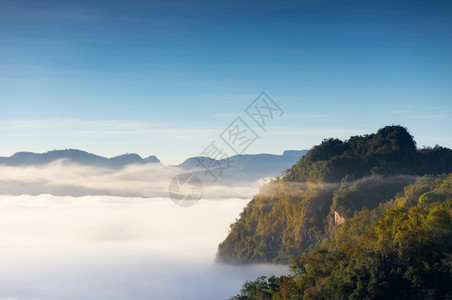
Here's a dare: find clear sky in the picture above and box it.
[1,0,451,164]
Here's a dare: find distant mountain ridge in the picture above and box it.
[0,149,307,179]
[0,149,308,198]
[178,150,308,182]
[0,149,160,168]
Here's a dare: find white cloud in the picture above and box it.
[284,113,335,120]
[0,160,261,199]
[0,194,289,300]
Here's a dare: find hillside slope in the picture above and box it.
[231,173,452,299]
[217,126,452,264]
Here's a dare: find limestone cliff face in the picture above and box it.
[334,211,345,226]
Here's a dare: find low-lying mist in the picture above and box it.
[0,160,263,199]
[0,195,289,300]
[255,174,420,198]
[0,162,289,299]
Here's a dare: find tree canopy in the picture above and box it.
[231,173,452,299]
[218,126,452,265]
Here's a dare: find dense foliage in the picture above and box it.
[218,126,452,264]
[231,174,452,299]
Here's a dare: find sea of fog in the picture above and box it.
[0,194,290,300]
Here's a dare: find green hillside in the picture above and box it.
[217,126,452,264]
[231,173,452,299]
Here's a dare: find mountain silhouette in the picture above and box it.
[0,149,160,168]
[178,150,308,183]
[0,149,306,179]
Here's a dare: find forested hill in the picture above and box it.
[217,125,452,264]
[231,174,452,299]
[284,125,450,182]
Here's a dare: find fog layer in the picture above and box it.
[0,160,263,199]
[0,195,288,300]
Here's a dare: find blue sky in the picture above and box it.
[0,0,451,164]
